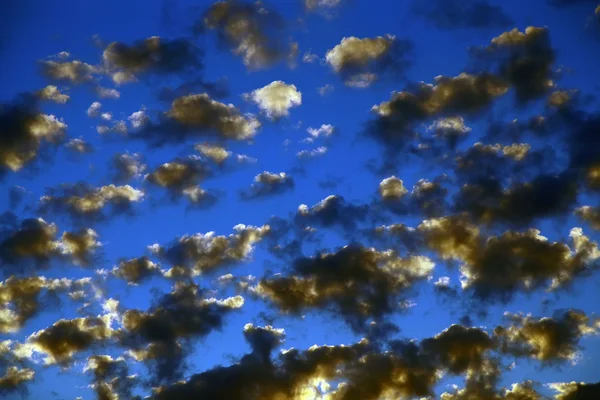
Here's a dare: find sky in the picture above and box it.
[1,0,600,399]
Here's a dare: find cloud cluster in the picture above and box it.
[325,35,413,87]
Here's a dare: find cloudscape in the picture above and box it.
[1,0,600,399]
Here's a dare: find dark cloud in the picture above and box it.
[453,172,578,227]
[145,156,217,205]
[202,0,297,70]
[121,282,244,384]
[27,316,115,365]
[366,73,508,149]
[0,276,89,333]
[0,93,66,175]
[552,381,600,400]
[411,0,513,30]
[495,309,599,364]
[473,26,556,103]
[102,36,203,84]
[255,245,434,331]
[0,214,100,273]
[151,224,270,277]
[0,367,34,396]
[39,183,144,223]
[242,323,285,364]
[134,93,260,147]
[418,216,600,301]
[85,355,136,400]
[241,171,294,200]
[111,256,161,285]
[295,195,369,230]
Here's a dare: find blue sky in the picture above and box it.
[1,0,600,399]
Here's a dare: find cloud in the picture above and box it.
[419,218,600,301]
[255,245,434,330]
[85,355,134,400]
[95,86,120,99]
[241,172,294,199]
[21,314,115,366]
[296,146,327,159]
[0,214,101,272]
[36,85,70,104]
[202,0,297,70]
[111,257,161,285]
[145,156,217,206]
[550,381,600,400]
[40,60,98,84]
[151,224,270,277]
[411,0,513,30]
[0,276,89,333]
[102,36,203,84]
[367,73,508,148]
[111,152,146,183]
[317,83,334,96]
[39,183,144,223]
[296,195,368,230]
[87,102,102,117]
[135,93,260,146]
[379,176,408,200]
[0,367,34,395]
[0,94,66,174]
[305,0,344,11]
[245,81,302,119]
[547,0,598,7]
[474,26,556,103]
[325,35,413,86]
[121,283,244,384]
[195,143,231,164]
[306,124,335,140]
[495,309,599,364]
[65,138,93,154]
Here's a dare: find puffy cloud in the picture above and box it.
[495,310,599,364]
[203,0,297,69]
[138,93,260,146]
[96,120,128,135]
[0,95,66,173]
[575,206,600,229]
[379,176,408,200]
[475,26,556,103]
[128,109,149,128]
[550,381,600,400]
[103,36,203,84]
[245,81,302,119]
[325,35,413,86]
[195,143,231,164]
[112,152,146,183]
[25,316,115,365]
[112,256,160,285]
[40,60,98,83]
[146,156,216,205]
[36,85,69,103]
[87,101,102,117]
[0,367,34,395]
[296,195,368,230]
[95,86,120,99]
[241,172,294,199]
[411,0,513,30]
[306,124,335,140]
[85,355,134,400]
[367,73,508,148]
[243,323,285,363]
[0,276,88,333]
[296,146,327,159]
[255,245,434,330]
[0,215,100,272]
[121,283,244,384]
[152,224,270,276]
[39,183,144,222]
[64,137,93,154]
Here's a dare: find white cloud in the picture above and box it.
[87,102,102,117]
[246,81,302,119]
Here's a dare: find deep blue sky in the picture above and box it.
[1,0,600,399]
